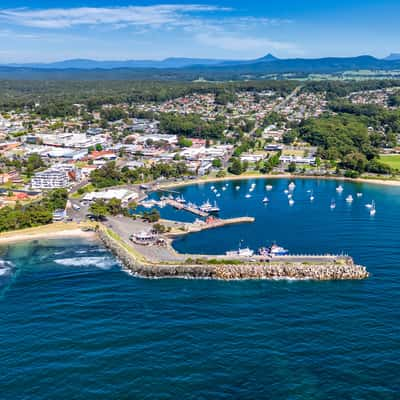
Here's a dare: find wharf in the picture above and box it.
[165,216,255,236]
[165,198,209,217]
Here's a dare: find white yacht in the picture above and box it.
[288,182,296,191]
[226,247,254,257]
[266,185,273,191]
[200,200,220,213]
[370,201,376,216]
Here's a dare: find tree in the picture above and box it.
[143,209,160,223]
[228,158,243,175]
[89,200,108,220]
[212,159,222,168]
[288,162,297,173]
[178,136,193,148]
[106,198,122,216]
[153,223,167,234]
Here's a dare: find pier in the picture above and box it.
[164,198,209,217]
[165,216,255,236]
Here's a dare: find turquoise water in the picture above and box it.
[1,179,400,399]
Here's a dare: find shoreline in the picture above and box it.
[0,223,96,246]
[156,173,400,191]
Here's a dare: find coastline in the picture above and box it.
[156,173,400,190]
[0,223,96,245]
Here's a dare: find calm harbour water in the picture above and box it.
[1,178,400,399]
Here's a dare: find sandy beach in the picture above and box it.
[157,173,400,190]
[0,223,97,245]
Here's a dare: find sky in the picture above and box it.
[0,0,399,63]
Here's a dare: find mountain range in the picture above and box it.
[1,54,400,80]
[5,54,279,70]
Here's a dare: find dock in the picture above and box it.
[165,216,255,236]
[165,198,209,217]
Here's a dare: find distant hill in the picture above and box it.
[384,53,400,61]
[2,54,400,80]
[6,54,279,70]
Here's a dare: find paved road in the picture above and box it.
[105,215,186,263]
[273,85,302,113]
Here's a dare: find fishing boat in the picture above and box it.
[259,243,289,257]
[336,185,344,193]
[346,195,354,203]
[176,195,186,204]
[330,199,336,209]
[266,185,273,191]
[370,201,376,216]
[200,200,220,213]
[262,197,269,204]
[226,246,254,257]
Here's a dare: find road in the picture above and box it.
[273,85,302,113]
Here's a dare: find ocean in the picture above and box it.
[1,178,400,399]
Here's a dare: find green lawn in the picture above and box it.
[380,154,400,171]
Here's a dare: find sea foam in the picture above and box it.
[54,256,116,270]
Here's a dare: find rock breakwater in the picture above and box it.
[98,228,369,281]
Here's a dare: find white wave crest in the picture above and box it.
[54,256,116,270]
[0,260,14,277]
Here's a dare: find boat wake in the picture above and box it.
[54,256,117,270]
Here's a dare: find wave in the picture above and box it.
[0,260,14,277]
[54,256,117,270]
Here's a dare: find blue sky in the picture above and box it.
[0,1,399,62]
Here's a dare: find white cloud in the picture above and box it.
[0,5,229,29]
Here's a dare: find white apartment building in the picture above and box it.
[31,168,70,190]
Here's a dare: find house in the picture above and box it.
[279,155,316,165]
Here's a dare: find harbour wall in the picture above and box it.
[97,228,369,281]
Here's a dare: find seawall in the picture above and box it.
[97,228,369,281]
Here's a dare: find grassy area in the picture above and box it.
[0,221,93,240]
[380,154,400,171]
[71,183,96,199]
[103,226,149,264]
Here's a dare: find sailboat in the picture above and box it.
[370,201,376,216]
[330,199,336,210]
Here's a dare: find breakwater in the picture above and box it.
[97,228,369,281]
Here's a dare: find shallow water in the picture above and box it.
[1,178,400,399]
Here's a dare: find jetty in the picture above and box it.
[165,216,255,236]
[165,198,209,217]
